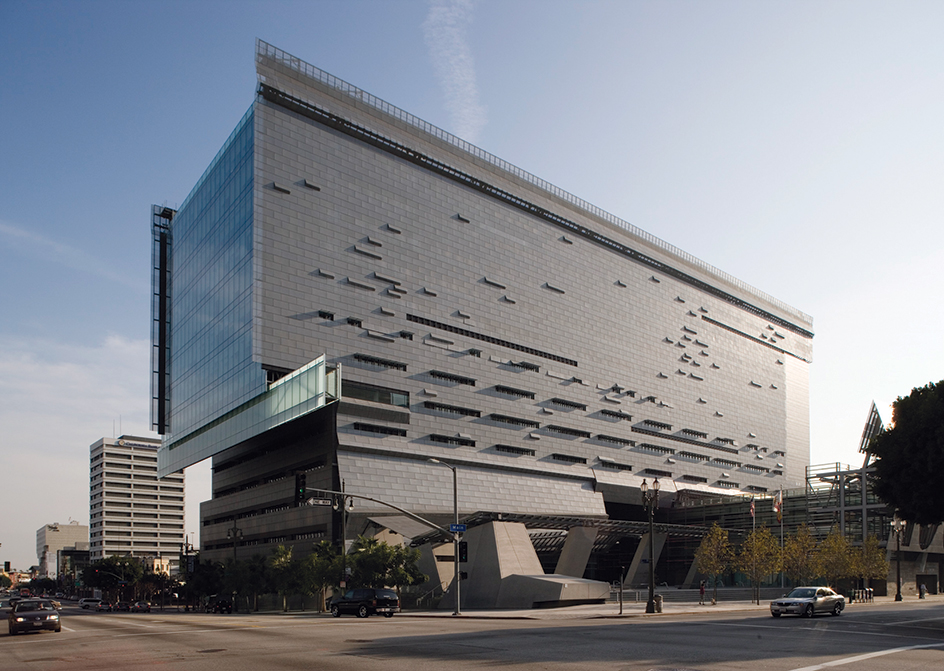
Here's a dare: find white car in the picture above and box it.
[770,587,845,618]
[78,598,102,609]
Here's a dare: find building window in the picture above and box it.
[494,385,536,399]
[598,460,633,471]
[489,414,541,428]
[641,419,672,431]
[494,444,535,456]
[596,434,634,446]
[429,434,475,447]
[429,370,476,386]
[545,425,591,438]
[549,397,587,411]
[551,453,587,464]
[352,353,408,371]
[343,380,409,407]
[600,409,632,421]
[423,401,481,417]
[353,423,407,437]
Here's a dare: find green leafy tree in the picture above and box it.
[870,381,944,524]
[31,577,57,594]
[268,545,298,612]
[185,558,223,609]
[783,524,819,586]
[349,536,395,588]
[736,526,781,604]
[386,544,427,594]
[0,575,12,589]
[816,526,852,587]
[695,523,733,603]
[243,554,269,612]
[300,541,341,612]
[852,534,889,589]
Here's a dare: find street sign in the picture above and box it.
[306,498,333,506]
[450,524,467,533]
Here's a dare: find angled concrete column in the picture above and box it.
[626,531,667,587]
[555,526,598,577]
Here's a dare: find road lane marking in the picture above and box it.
[789,642,944,671]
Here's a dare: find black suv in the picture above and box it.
[330,588,400,618]
[205,596,233,614]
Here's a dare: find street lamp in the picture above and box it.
[227,520,243,563]
[892,515,905,602]
[640,477,660,614]
[181,535,194,611]
[428,458,461,616]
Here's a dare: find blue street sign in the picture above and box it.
[450,524,467,533]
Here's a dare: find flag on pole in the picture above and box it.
[773,489,783,522]
[750,498,755,518]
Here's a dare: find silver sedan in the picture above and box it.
[770,586,845,618]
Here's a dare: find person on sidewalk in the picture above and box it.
[699,581,705,605]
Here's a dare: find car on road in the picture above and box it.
[770,586,845,618]
[96,601,114,612]
[8,599,61,635]
[115,601,133,612]
[131,601,151,613]
[330,588,400,618]
[205,596,233,614]
[79,598,102,609]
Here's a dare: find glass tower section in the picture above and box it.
[163,106,260,445]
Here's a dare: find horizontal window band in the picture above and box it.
[423,401,481,417]
[352,423,407,437]
[494,444,535,456]
[429,370,476,386]
[493,385,536,399]
[429,434,475,447]
[351,353,407,371]
[406,314,577,367]
[489,413,541,428]
[630,426,738,454]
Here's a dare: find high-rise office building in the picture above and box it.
[36,522,87,579]
[89,436,185,569]
[152,41,813,570]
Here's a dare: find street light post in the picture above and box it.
[641,478,660,614]
[428,458,461,616]
[892,515,905,602]
[227,520,243,563]
[181,536,194,611]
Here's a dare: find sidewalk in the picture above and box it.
[397,593,940,620]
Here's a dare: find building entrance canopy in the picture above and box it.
[408,511,710,552]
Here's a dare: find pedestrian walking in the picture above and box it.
[699,581,705,605]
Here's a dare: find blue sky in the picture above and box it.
[2,0,943,572]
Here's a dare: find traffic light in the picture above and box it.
[458,541,468,563]
[294,472,307,506]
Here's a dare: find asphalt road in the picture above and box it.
[3,601,943,671]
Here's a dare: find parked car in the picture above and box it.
[330,588,400,618]
[770,586,845,618]
[95,601,114,612]
[8,599,61,635]
[131,601,151,613]
[79,598,102,609]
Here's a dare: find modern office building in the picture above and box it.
[152,41,813,590]
[36,521,88,579]
[89,436,185,570]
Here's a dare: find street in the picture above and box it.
[2,600,943,671]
